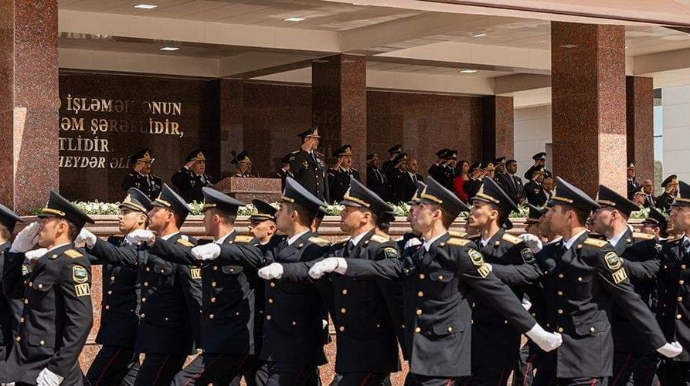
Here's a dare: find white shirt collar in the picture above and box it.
[161,232,180,241]
[607,229,628,248]
[215,229,236,245]
[47,243,71,253]
[288,230,309,246]
[546,236,563,245]
[350,231,369,246]
[563,229,588,250]
[424,232,447,251]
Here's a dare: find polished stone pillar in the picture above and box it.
[551,22,627,196]
[482,96,514,161]
[0,1,59,214]
[312,54,367,179]
[626,76,655,183]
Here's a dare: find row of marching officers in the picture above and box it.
[3,171,690,385]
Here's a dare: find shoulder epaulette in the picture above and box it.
[176,238,194,247]
[308,237,331,247]
[234,235,254,244]
[467,234,481,240]
[369,234,388,244]
[632,232,655,241]
[448,230,467,238]
[584,238,608,248]
[334,237,349,246]
[64,249,83,259]
[290,150,300,154]
[502,234,522,245]
[447,238,470,247]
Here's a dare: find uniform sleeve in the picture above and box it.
[374,245,408,359]
[596,246,667,350]
[490,244,542,286]
[89,238,139,268]
[47,260,93,377]
[281,259,320,282]
[288,150,308,175]
[172,240,203,348]
[345,258,405,281]
[148,238,197,265]
[624,259,660,283]
[2,252,27,299]
[171,168,189,190]
[121,173,135,191]
[217,243,265,270]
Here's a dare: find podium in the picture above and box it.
[213,177,282,203]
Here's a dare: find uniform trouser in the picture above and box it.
[171,352,251,386]
[532,366,606,386]
[512,342,541,386]
[85,345,140,386]
[264,361,321,386]
[469,366,514,385]
[330,372,391,386]
[132,353,187,386]
[609,351,660,386]
[658,360,690,386]
[405,374,459,386]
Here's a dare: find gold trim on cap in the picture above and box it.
[343,189,371,208]
[675,197,690,204]
[122,195,147,212]
[202,203,217,210]
[138,151,153,162]
[280,195,295,203]
[476,193,500,204]
[596,199,616,207]
[155,198,171,207]
[551,196,574,204]
[420,187,443,204]
[41,208,66,217]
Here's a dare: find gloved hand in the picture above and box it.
[258,263,284,280]
[10,222,40,253]
[125,229,155,246]
[309,258,347,279]
[75,228,97,248]
[191,243,221,261]
[404,238,422,250]
[520,233,543,254]
[25,248,48,261]
[657,341,683,358]
[36,368,64,386]
[521,295,532,311]
[525,323,563,352]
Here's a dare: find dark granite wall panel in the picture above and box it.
[626,76,654,183]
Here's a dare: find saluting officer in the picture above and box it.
[123,184,203,386]
[657,175,679,212]
[328,145,361,203]
[233,150,253,178]
[259,178,406,385]
[122,148,162,201]
[0,204,26,381]
[3,191,95,386]
[387,152,409,204]
[466,177,542,384]
[427,149,449,182]
[591,185,663,386]
[523,152,552,180]
[171,149,213,203]
[76,188,153,386]
[533,177,681,386]
[288,127,329,202]
[309,177,563,385]
[382,144,402,175]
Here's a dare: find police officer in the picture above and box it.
[171,149,213,203]
[525,168,547,207]
[382,145,402,175]
[3,191,95,386]
[288,127,329,202]
[309,177,563,385]
[0,204,25,381]
[466,177,542,384]
[124,184,203,386]
[523,152,552,180]
[77,188,152,386]
[427,149,449,182]
[328,145,361,203]
[440,150,457,191]
[259,178,406,385]
[395,182,425,252]
[386,152,409,204]
[533,177,680,386]
[657,175,679,212]
[591,185,663,386]
[122,148,162,201]
[233,150,253,178]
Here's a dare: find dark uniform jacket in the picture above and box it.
[121,172,162,201]
[404,173,423,203]
[171,166,213,203]
[260,231,331,366]
[523,165,552,180]
[656,192,675,212]
[344,232,537,377]
[288,150,329,202]
[281,231,406,373]
[525,180,547,207]
[366,166,388,201]
[3,244,93,384]
[537,232,667,378]
[472,230,540,368]
[328,168,361,203]
[627,179,641,200]
[0,243,25,379]
[277,169,293,191]
[463,179,482,201]
[439,166,455,192]
[498,173,524,205]
[254,235,287,356]
[387,168,407,204]
[87,237,140,348]
[427,163,442,182]
[655,236,690,362]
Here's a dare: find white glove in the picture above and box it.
[657,341,683,358]
[191,243,221,261]
[525,323,563,352]
[404,238,422,250]
[521,296,532,311]
[75,228,97,248]
[25,248,48,261]
[308,258,347,279]
[36,368,63,386]
[520,233,543,254]
[10,222,40,253]
[125,229,155,246]
[258,263,284,280]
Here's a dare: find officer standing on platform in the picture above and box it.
[382,145,403,174]
[366,153,388,201]
[533,177,681,386]
[386,152,409,204]
[328,145,361,203]
[288,127,329,202]
[258,178,406,386]
[427,149,449,182]
[76,188,153,386]
[3,191,95,386]
[627,163,641,200]
[277,153,293,191]
[657,175,679,212]
[122,148,162,201]
[233,150,253,177]
[524,152,552,180]
[172,149,213,203]
[308,177,563,385]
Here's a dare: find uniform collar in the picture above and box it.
[563,229,588,250]
[216,229,236,244]
[161,231,180,241]
[47,242,71,253]
[607,228,629,248]
[349,230,369,246]
[424,232,447,251]
[288,230,310,246]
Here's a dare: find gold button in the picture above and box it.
[418,291,424,297]
[28,282,32,287]
[680,280,685,285]
[577,277,582,282]
[679,297,683,302]
[558,274,564,278]
[414,327,421,333]
[683,265,687,270]
[266,315,272,320]
[146,267,150,272]
[209,314,214,319]
[20,317,24,323]
[16,336,20,342]
[230,268,235,272]
[37,284,43,289]
[447,326,453,332]
[270,282,276,288]
[144,282,149,287]
[212,282,217,287]
[140,313,146,318]
[340,308,347,314]
[504,320,508,324]
[211,297,216,303]
[268,298,274,304]
[558,327,564,333]
[165,317,169,321]
[105,305,110,310]
[557,291,563,296]
[342,289,348,295]
[142,297,147,302]
[419,273,425,279]
[438,275,444,280]
[24,299,28,305]
[416,309,422,315]
[590,327,595,332]
[339,326,345,332]
[292,321,297,326]
[213,266,218,271]
[40,340,45,346]
[376,324,381,328]
[677,314,683,319]
[107,290,112,295]
[235,312,240,316]
[160,269,164,273]
[111,276,115,281]
[558,309,563,314]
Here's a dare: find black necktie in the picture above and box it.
[345,241,354,256]
[683,239,690,257]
